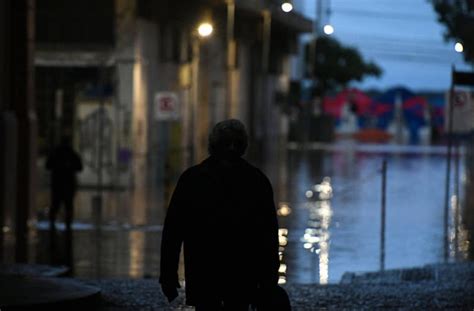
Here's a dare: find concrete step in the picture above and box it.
[0,263,69,277]
[0,275,101,310]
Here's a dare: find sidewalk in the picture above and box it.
[0,264,101,310]
[86,262,474,310]
[1,262,473,310]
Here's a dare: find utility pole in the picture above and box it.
[380,159,387,271]
[443,67,455,262]
[226,0,236,118]
[259,9,271,163]
[316,0,323,34]
[13,0,37,263]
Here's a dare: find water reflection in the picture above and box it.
[19,142,473,283]
[278,228,289,285]
[277,203,292,217]
[450,192,470,261]
[302,178,333,285]
[129,230,145,278]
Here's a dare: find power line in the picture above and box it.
[333,7,436,21]
[361,51,463,64]
[344,42,458,57]
[333,31,447,46]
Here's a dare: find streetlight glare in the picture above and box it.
[198,22,213,37]
[323,24,334,35]
[454,42,464,53]
[281,2,293,13]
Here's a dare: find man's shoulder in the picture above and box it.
[179,164,201,180]
[237,159,272,186]
[180,157,269,183]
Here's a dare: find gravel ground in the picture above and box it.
[84,263,474,310]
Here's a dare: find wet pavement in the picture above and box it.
[4,141,472,285]
[87,262,474,310]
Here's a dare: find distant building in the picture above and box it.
[34,0,311,194]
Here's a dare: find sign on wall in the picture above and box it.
[446,90,474,134]
[155,92,180,121]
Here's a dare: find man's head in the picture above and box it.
[59,134,73,148]
[208,119,248,159]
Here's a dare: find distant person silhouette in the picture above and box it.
[160,119,279,310]
[46,134,83,266]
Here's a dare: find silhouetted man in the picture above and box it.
[46,134,83,265]
[160,119,279,310]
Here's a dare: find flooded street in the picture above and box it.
[278,142,470,284]
[9,142,471,284]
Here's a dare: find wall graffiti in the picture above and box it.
[78,106,114,173]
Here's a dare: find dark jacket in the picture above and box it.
[159,156,279,306]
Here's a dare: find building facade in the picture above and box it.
[1,0,312,261]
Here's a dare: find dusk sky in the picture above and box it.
[299,0,472,91]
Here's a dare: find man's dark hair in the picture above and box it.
[208,119,248,158]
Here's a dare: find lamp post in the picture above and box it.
[189,21,214,164]
[226,0,236,118]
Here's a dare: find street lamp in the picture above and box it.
[197,22,213,38]
[454,42,464,53]
[323,24,334,35]
[281,1,293,13]
[189,20,214,162]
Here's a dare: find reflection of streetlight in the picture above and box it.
[454,42,464,53]
[323,24,334,35]
[281,2,293,12]
[197,22,213,38]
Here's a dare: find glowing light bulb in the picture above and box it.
[198,23,213,37]
[281,2,293,12]
[455,42,464,53]
[323,24,334,35]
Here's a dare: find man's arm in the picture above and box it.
[159,172,187,301]
[73,152,83,172]
[258,174,280,287]
[45,152,54,171]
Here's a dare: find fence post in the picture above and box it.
[454,141,460,259]
[444,77,455,262]
[380,159,387,271]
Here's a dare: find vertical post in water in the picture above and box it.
[444,69,455,262]
[380,159,387,271]
[454,141,460,259]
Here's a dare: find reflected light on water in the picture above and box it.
[319,239,329,284]
[129,231,145,278]
[279,235,288,246]
[277,203,292,217]
[313,177,333,200]
[449,194,458,259]
[449,193,470,260]
[278,227,289,285]
[302,177,333,285]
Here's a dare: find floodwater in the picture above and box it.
[7,141,472,284]
[278,142,470,284]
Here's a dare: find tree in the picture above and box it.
[430,0,474,62]
[306,36,382,97]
